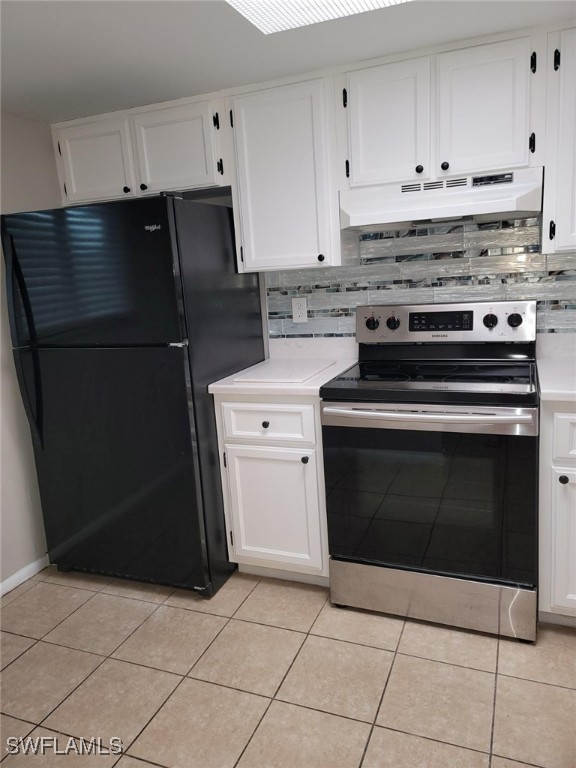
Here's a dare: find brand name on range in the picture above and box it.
[144,225,162,232]
[431,334,449,338]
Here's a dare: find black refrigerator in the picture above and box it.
[1,195,264,595]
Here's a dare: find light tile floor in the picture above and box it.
[1,568,575,768]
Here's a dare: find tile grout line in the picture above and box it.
[357,618,407,768]
[31,598,171,734]
[231,590,330,768]
[489,636,501,767]
[121,575,265,766]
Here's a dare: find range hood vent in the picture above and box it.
[340,167,543,229]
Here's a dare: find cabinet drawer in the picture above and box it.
[553,413,576,464]
[222,403,315,444]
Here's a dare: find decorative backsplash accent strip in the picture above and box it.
[266,218,576,336]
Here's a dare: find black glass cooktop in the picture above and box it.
[320,361,538,406]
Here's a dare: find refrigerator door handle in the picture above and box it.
[4,234,44,446]
[4,233,38,344]
[12,348,44,448]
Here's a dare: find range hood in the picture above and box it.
[340,167,543,229]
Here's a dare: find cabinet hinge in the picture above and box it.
[217,158,224,175]
[229,530,234,546]
[345,160,350,178]
[529,133,536,153]
[342,88,348,108]
[223,452,227,468]
[240,246,244,263]
[530,51,537,73]
[549,220,556,240]
[554,49,561,70]
[213,113,220,130]
[63,183,67,196]
[57,141,62,156]
[229,110,234,127]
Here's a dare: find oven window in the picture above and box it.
[322,426,537,587]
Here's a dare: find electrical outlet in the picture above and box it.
[292,297,308,323]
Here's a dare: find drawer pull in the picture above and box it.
[559,475,569,485]
[261,421,270,429]
[301,456,309,464]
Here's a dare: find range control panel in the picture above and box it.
[356,301,537,344]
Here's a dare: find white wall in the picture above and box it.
[1,111,61,588]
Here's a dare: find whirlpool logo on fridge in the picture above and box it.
[144,225,162,232]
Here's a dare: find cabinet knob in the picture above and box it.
[318,254,325,262]
[559,475,569,485]
[262,421,270,429]
[301,456,309,464]
[415,165,424,174]
[140,183,148,191]
[123,186,131,193]
[440,162,450,171]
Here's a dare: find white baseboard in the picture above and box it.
[238,564,330,588]
[538,610,576,629]
[0,555,49,597]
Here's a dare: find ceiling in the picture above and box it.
[1,0,575,124]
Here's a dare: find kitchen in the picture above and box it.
[1,1,576,767]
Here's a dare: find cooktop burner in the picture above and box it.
[320,301,540,407]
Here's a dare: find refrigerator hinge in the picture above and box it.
[169,340,188,348]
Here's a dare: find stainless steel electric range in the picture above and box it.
[320,301,539,641]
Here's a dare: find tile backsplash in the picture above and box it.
[266,218,576,337]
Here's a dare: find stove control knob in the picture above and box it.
[365,317,380,331]
[507,313,523,328]
[386,316,401,331]
[483,313,498,329]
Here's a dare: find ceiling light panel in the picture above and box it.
[226,0,413,35]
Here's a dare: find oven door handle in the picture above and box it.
[322,407,534,425]
[322,405,538,435]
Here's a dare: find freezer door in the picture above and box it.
[31,347,210,589]
[1,197,183,347]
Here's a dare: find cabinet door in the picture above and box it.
[132,103,219,194]
[56,119,136,203]
[348,58,431,186]
[551,468,576,614]
[437,38,531,176]
[232,80,332,271]
[554,29,576,251]
[226,445,323,572]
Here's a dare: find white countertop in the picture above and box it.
[208,355,356,397]
[537,334,576,402]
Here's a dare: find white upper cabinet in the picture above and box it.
[345,36,532,186]
[543,28,576,252]
[132,103,220,195]
[53,100,225,205]
[56,119,137,203]
[231,79,336,272]
[436,38,531,176]
[348,58,431,185]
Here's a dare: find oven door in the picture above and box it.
[321,401,538,588]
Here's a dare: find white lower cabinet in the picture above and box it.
[550,468,576,613]
[213,395,328,577]
[226,445,322,571]
[539,402,576,618]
